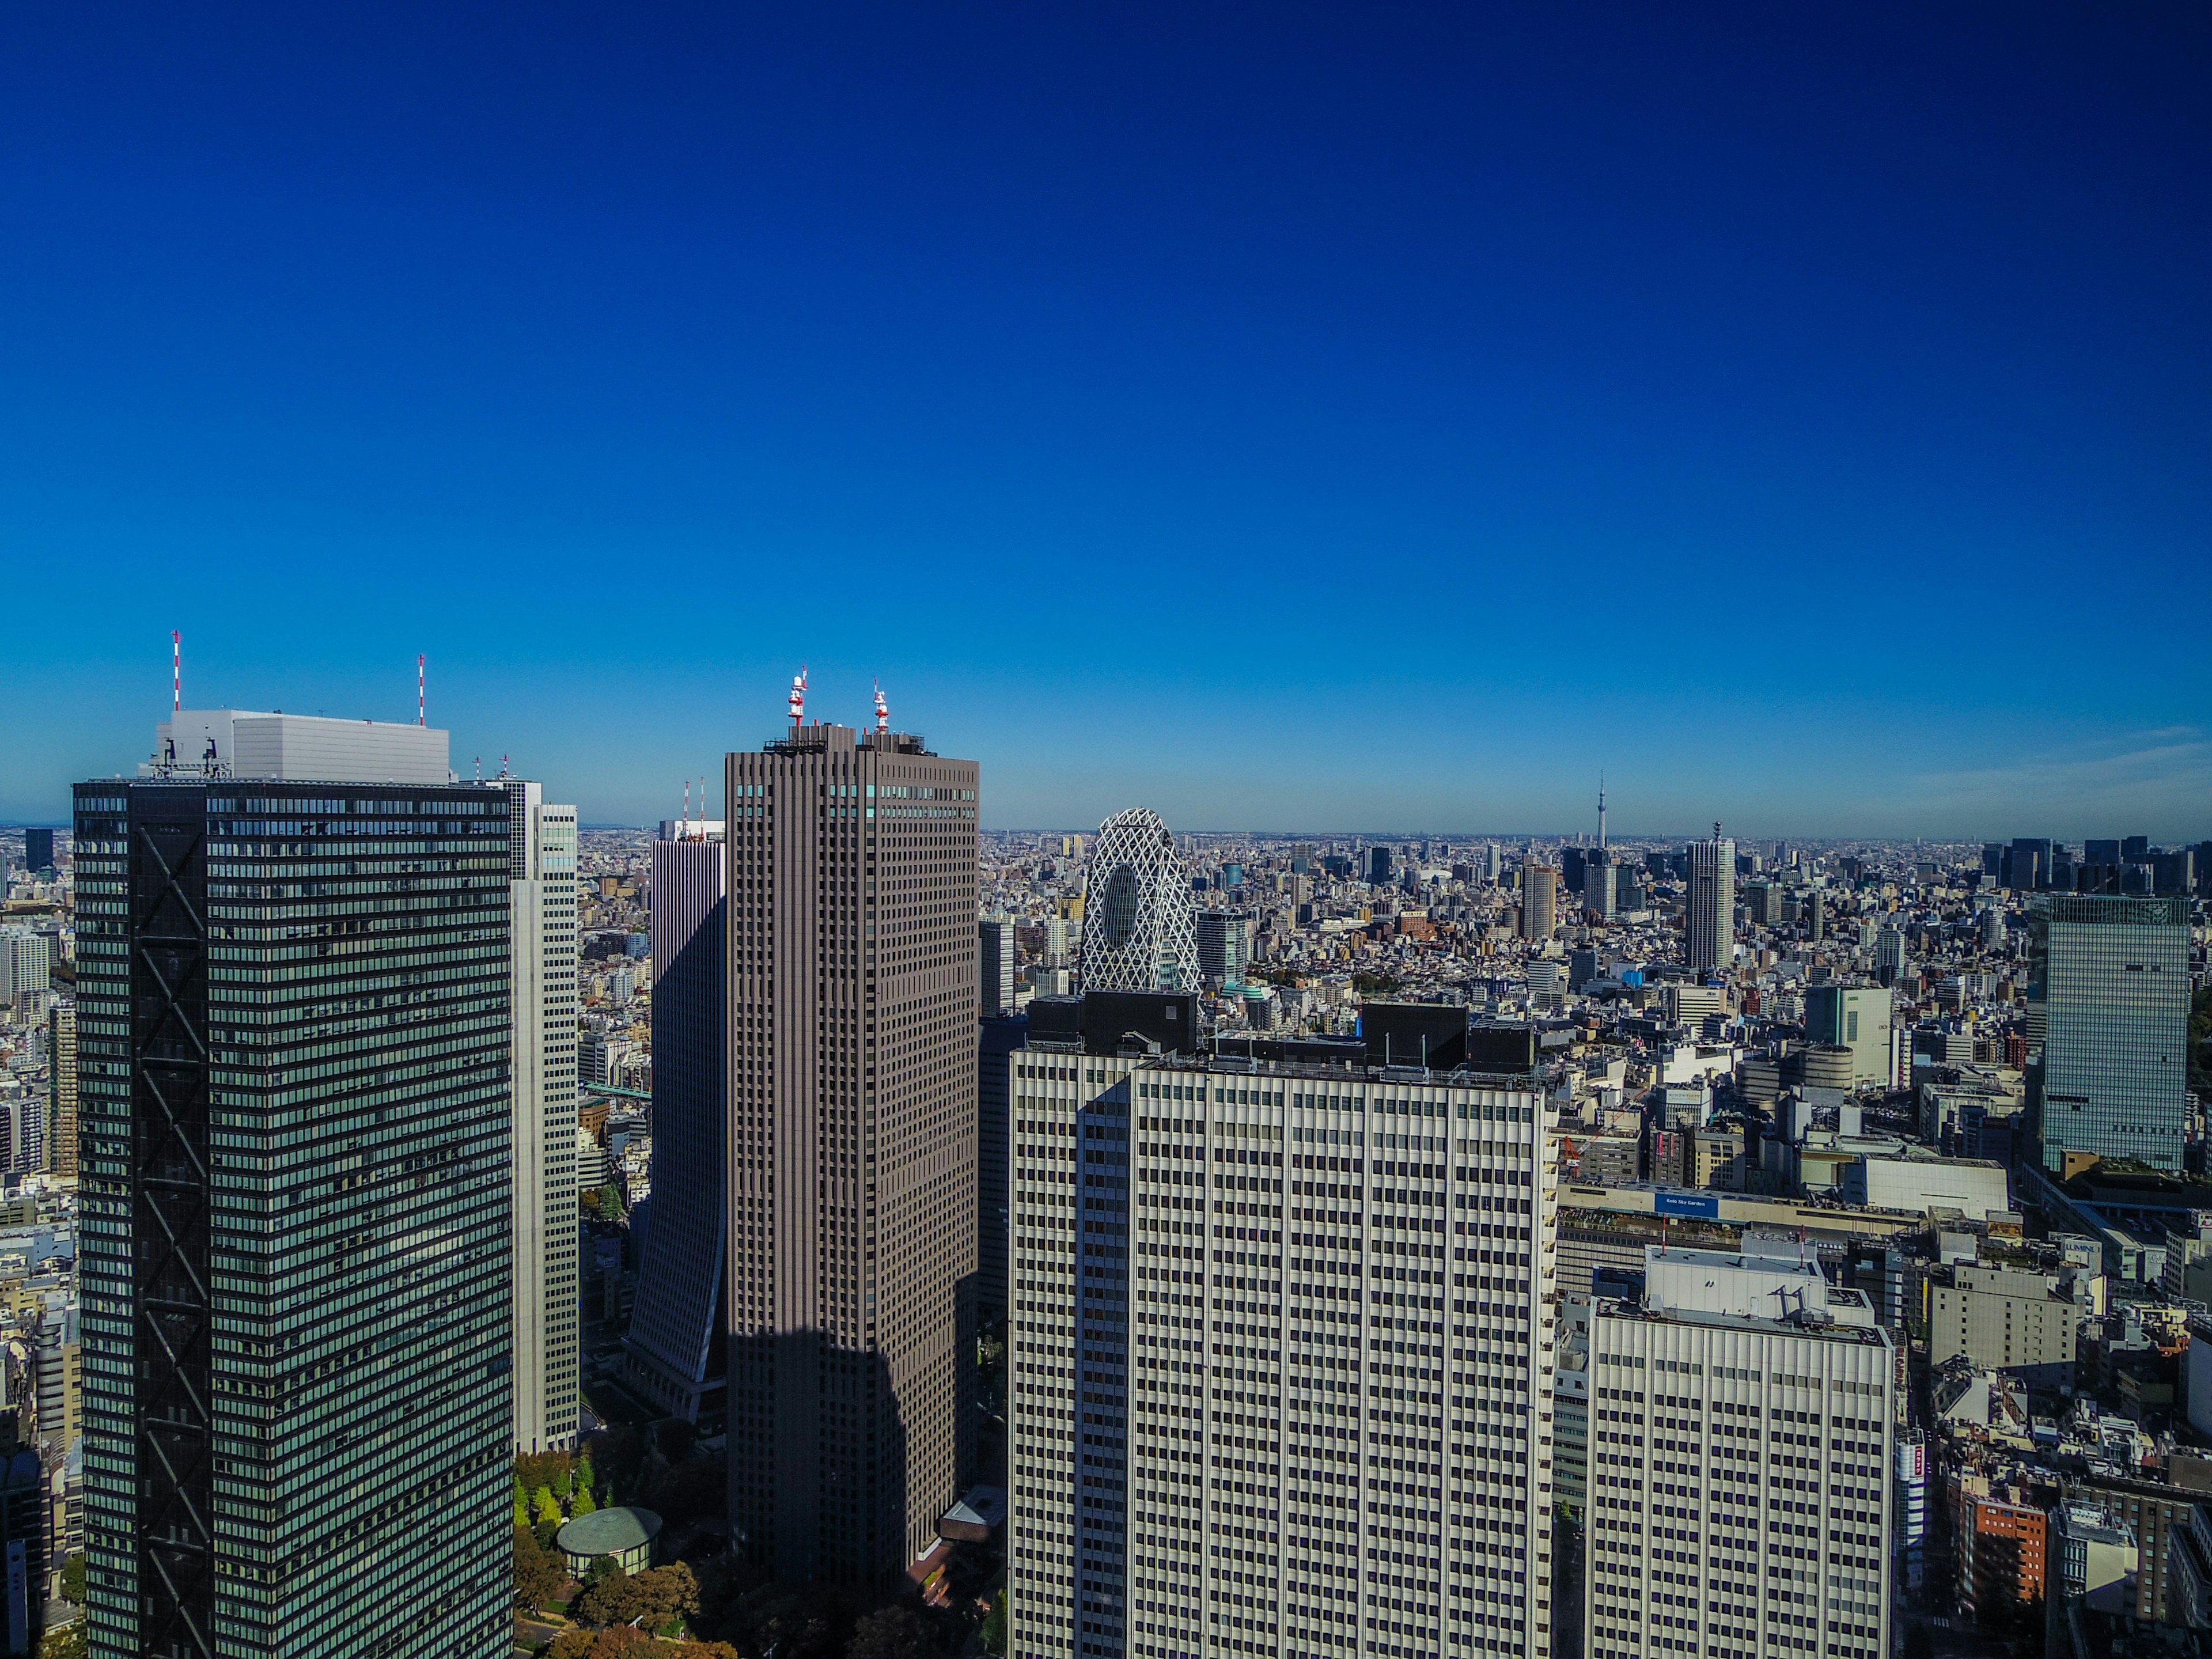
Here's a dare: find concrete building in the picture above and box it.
[725,714,980,1582]
[1685,828,1734,976]
[1804,984,1892,1090]
[1841,1154,2009,1222]
[980,915,1017,1016]
[1927,1263,2078,1388]
[2028,894,2191,1174]
[44,1001,75,1180]
[0,933,48,1009]
[1007,1017,1559,1659]
[1586,1247,1893,1659]
[626,819,729,1424]
[75,714,512,1657]
[1955,1488,2047,1622]
[1522,864,1558,942]
[504,779,581,1454]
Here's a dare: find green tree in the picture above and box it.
[552,1461,574,1499]
[846,1606,929,1659]
[37,1627,89,1659]
[575,1453,597,1495]
[533,1486,564,1528]
[514,1524,564,1611]
[979,1588,1006,1655]
[59,1554,85,1605]
[574,1564,647,1630]
[572,1482,599,1517]
[632,1562,701,1633]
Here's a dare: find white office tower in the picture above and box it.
[982,915,1019,1015]
[1081,808,1200,993]
[1685,827,1736,976]
[505,780,582,1451]
[1008,1031,1558,1659]
[1586,1247,1895,1659]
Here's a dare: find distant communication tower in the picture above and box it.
[787,665,808,735]
[874,680,890,733]
[1080,807,1199,994]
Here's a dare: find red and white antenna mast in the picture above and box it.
[418,654,426,726]
[874,679,889,733]
[787,665,808,736]
[172,630,182,711]
[683,779,691,828]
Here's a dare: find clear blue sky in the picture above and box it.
[4,4,2208,839]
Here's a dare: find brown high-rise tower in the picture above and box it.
[725,713,979,1581]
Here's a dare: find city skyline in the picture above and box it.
[4,8,2210,838]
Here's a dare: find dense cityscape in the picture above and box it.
[0,690,2204,1659]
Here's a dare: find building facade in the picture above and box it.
[982,916,1018,1017]
[1586,1249,1895,1659]
[45,1000,76,1179]
[1195,910,1249,993]
[977,1013,1027,1332]
[724,719,979,1581]
[1007,1022,1559,1659]
[2027,893,2191,1173]
[1521,865,1557,942]
[1685,830,1734,976]
[626,821,729,1423]
[505,779,581,1453]
[1081,809,1199,994]
[75,714,512,1658]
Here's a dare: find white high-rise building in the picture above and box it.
[1586,1247,1895,1659]
[1685,828,1736,976]
[0,927,51,1007]
[1007,1024,1558,1659]
[1081,808,1199,993]
[505,780,581,1452]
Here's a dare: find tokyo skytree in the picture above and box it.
[1078,806,1199,993]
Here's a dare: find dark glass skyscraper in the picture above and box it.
[627,821,729,1423]
[76,713,512,1658]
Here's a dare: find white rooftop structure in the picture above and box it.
[1643,1243,1829,1320]
[146,710,453,785]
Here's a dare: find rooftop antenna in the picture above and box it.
[418,654,426,726]
[172,630,182,711]
[788,665,808,736]
[473,756,482,781]
[498,753,510,779]
[874,679,889,734]
[1598,774,1607,851]
[683,779,691,828]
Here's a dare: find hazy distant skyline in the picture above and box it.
[3,7,2207,839]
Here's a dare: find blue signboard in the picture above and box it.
[1654,1190,1721,1221]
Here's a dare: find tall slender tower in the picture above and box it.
[504,779,581,1452]
[725,708,980,1581]
[1686,824,1736,976]
[1080,808,1198,993]
[77,709,511,1659]
[627,815,730,1422]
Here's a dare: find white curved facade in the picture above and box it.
[1079,807,1199,993]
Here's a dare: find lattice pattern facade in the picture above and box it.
[1080,810,1198,995]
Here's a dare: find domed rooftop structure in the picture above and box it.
[556,1505,662,1576]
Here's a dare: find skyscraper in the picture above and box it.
[503,779,581,1453]
[2027,894,2190,1173]
[976,1013,1027,1334]
[76,710,511,1658]
[626,817,729,1423]
[1583,853,1615,922]
[1081,808,1198,993]
[44,999,75,1179]
[1685,827,1735,976]
[1521,863,1558,941]
[1007,1008,1558,1659]
[21,828,54,876]
[1367,845,1394,886]
[1195,908,1249,991]
[1586,1248,1894,1659]
[725,710,979,1581]
[980,915,1018,1016]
